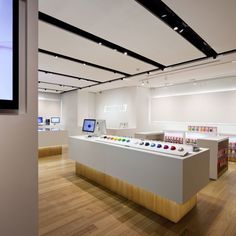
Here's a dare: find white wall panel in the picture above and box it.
[151,90,236,123]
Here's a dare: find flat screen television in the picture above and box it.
[51,117,60,124]
[0,0,19,110]
[38,116,43,124]
[82,119,96,133]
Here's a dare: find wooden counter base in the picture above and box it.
[76,162,197,223]
[38,145,62,158]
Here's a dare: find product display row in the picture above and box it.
[38,116,61,126]
[218,146,228,175]
[188,125,217,133]
[99,135,193,156]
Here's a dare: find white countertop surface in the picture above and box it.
[135,131,164,135]
[198,136,229,142]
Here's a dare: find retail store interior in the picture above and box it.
[1,0,236,235]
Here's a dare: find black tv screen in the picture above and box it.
[82,119,96,133]
[0,0,18,110]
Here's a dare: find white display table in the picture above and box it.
[197,136,228,180]
[38,129,68,157]
[69,135,209,222]
[38,129,68,148]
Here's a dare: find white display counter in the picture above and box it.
[69,135,210,222]
[197,136,228,180]
[38,129,68,148]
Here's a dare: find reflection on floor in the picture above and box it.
[39,153,236,236]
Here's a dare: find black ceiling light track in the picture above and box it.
[39,48,130,76]
[38,87,65,93]
[38,69,101,84]
[38,81,81,89]
[135,0,218,59]
[39,12,165,70]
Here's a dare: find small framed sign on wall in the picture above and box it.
[0,0,19,110]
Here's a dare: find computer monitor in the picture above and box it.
[0,0,19,110]
[38,117,43,124]
[51,117,60,124]
[82,119,96,133]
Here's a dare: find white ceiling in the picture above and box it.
[38,0,236,93]
[39,0,204,65]
[38,53,123,82]
[163,0,236,53]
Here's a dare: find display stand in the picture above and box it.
[38,129,68,157]
[197,136,228,180]
[70,135,209,223]
[221,135,236,162]
[164,130,185,144]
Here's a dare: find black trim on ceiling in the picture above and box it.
[135,0,218,58]
[38,87,65,93]
[39,12,165,70]
[38,69,101,84]
[38,81,81,89]
[39,48,131,76]
[77,48,236,90]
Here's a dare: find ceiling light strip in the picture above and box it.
[38,87,65,92]
[135,0,218,58]
[39,12,165,69]
[38,48,130,76]
[38,69,101,84]
[38,81,81,89]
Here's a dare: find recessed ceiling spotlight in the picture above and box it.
[179,29,184,33]
[54,55,58,59]
[83,63,86,66]
[98,42,102,45]
[174,27,178,31]
[141,81,145,86]
[124,52,128,55]
[161,14,167,18]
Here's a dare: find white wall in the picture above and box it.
[61,90,79,135]
[60,76,236,136]
[61,90,95,135]
[95,87,137,128]
[38,92,61,119]
[77,90,95,127]
[149,77,236,134]
[0,0,38,235]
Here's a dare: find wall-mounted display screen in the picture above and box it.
[38,117,43,124]
[51,117,60,124]
[82,119,96,133]
[0,0,18,109]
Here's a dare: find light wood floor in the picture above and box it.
[39,154,236,236]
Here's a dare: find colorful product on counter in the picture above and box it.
[187,125,217,133]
